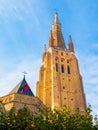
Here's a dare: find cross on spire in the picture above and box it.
[22,71,27,78]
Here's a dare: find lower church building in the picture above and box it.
[0,76,45,114]
[0,13,86,114]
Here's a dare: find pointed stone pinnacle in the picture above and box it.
[69,35,73,43]
[44,44,46,52]
[53,12,60,24]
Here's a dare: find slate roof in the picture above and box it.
[9,76,34,96]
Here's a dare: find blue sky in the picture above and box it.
[0,0,98,115]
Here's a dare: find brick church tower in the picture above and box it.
[36,13,86,113]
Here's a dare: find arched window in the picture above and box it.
[67,65,70,74]
[56,63,58,72]
[61,64,64,73]
[61,52,63,56]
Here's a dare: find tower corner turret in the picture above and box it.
[68,35,74,53]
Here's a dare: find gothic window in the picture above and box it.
[63,86,65,89]
[67,65,70,74]
[61,58,64,62]
[61,64,64,73]
[21,84,30,95]
[56,63,58,72]
[61,52,63,56]
[55,57,58,61]
[67,59,69,63]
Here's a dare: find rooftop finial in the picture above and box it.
[53,12,59,24]
[69,35,73,43]
[44,44,46,52]
[68,35,74,53]
[22,71,27,79]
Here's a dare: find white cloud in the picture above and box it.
[0,0,40,24]
[78,54,98,115]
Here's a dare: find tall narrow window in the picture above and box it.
[67,65,70,74]
[61,52,63,56]
[61,65,64,73]
[56,63,58,72]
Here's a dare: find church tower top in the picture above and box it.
[53,12,60,24]
[49,13,66,49]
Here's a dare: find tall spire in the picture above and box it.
[43,44,46,52]
[53,12,60,24]
[68,35,74,53]
[69,35,72,43]
[49,13,66,49]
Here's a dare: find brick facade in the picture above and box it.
[36,13,86,114]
